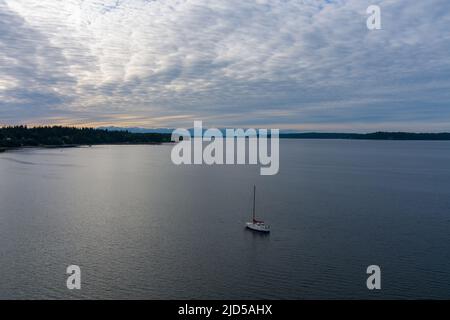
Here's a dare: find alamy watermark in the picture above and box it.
[170,121,279,175]
[366,265,381,290]
[66,265,81,290]
[62,263,380,291]
[366,5,381,30]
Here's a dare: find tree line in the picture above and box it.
[0,126,172,149]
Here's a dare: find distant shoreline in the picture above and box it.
[2,136,450,154]
[2,127,450,154]
[279,132,450,140]
[0,126,172,152]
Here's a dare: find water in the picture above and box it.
[0,140,450,299]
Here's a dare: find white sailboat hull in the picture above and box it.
[246,222,270,233]
[245,185,270,233]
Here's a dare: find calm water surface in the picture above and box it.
[0,140,450,299]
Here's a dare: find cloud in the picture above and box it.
[0,0,449,131]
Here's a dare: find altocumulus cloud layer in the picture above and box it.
[0,0,449,130]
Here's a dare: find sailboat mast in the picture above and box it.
[253,185,256,222]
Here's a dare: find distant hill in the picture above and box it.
[98,126,175,134]
[98,126,450,140]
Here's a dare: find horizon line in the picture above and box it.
[1,124,450,135]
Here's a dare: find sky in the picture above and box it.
[0,0,449,131]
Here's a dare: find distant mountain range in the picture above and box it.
[98,126,175,134]
[98,126,450,140]
[98,126,307,135]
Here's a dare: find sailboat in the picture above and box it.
[246,185,270,233]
